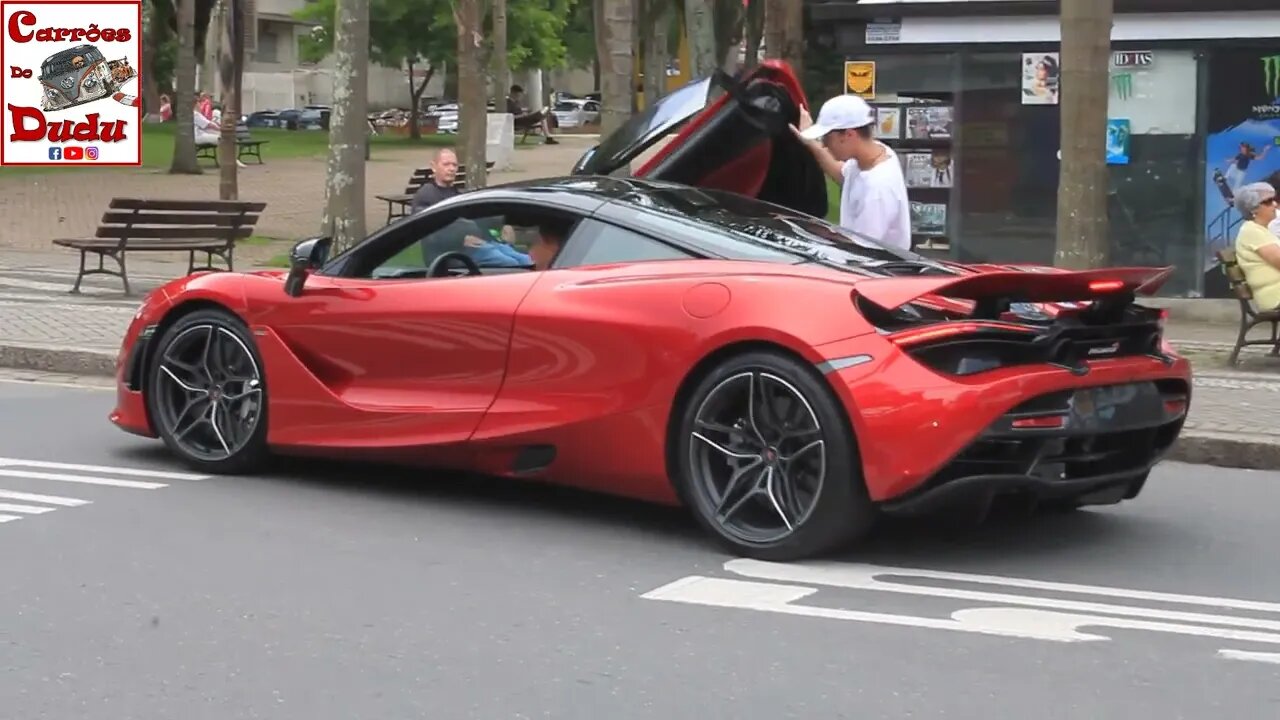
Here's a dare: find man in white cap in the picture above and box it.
[791,95,911,251]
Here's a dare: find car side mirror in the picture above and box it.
[283,235,332,297]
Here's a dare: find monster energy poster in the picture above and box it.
[1203,50,1280,296]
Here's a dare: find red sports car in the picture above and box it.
[109,62,1191,560]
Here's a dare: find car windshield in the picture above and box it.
[615,182,948,273]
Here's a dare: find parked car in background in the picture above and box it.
[551,98,600,129]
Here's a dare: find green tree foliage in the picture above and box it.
[296,0,577,74]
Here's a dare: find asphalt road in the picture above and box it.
[2,376,1278,720]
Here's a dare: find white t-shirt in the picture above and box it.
[838,145,912,252]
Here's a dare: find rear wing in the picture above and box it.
[852,266,1175,312]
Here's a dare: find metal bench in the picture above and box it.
[51,198,267,295]
[1217,248,1280,365]
[196,126,268,166]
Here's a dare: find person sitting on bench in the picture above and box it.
[506,84,558,145]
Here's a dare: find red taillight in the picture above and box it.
[1011,414,1067,429]
[1163,398,1187,416]
[1088,279,1126,292]
[889,321,1037,348]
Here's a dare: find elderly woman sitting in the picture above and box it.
[1234,181,1280,309]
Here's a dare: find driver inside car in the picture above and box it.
[527,225,566,271]
[421,217,531,268]
[462,223,532,267]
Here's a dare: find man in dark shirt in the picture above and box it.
[410,148,462,213]
[506,84,558,144]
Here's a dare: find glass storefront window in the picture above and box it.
[1105,49,1201,296]
[855,47,1203,295]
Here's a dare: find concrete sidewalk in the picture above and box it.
[0,278,1277,472]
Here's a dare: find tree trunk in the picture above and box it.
[713,0,743,74]
[170,0,200,173]
[406,61,434,140]
[490,0,509,108]
[684,0,717,79]
[643,0,670,106]
[217,0,241,200]
[763,0,802,79]
[322,0,370,251]
[596,0,634,146]
[455,0,488,189]
[201,0,221,96]
[743,0,763,71]
[141,2,161,115]
[1054,0,1113,270]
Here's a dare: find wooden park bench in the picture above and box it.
[375,161,495,225]
[196,125,268,166]
[51,198,266,295]
[1217,248,1280,365]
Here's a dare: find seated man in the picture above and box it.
[506,84,558,145]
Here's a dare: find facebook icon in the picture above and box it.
[47,147,62,160]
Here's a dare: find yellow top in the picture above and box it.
[1235,220,1280,310]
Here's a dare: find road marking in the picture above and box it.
[0,514,21,523]
[0,457,208,481]
[0,469,167,489]
[723,559,1280,631]
[641,576,1098,642]
[642,560,1280,663]
[1219,649,1280,664]
[0,489,90,506]
[0,503,56,514]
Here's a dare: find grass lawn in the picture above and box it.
[825,178,840,224]
[2,122,455,176]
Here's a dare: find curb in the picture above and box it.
[0,342,115,378]
[1166,430,1280,471]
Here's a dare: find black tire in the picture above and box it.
[672,349,876,561]
[144,308,270,475]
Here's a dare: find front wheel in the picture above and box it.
[145,308,270,474]
[672,350,876,561]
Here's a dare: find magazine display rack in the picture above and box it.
[870,97,955,255]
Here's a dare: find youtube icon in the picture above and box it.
[63,147,84,161]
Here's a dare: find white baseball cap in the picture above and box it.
[799,94,875,140]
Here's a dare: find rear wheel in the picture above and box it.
[673,350,876,560]
[145,309,270,474]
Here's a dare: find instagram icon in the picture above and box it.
[86,147,100,161]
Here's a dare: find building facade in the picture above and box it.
[200,0,445,114]
[804,0,1280,297]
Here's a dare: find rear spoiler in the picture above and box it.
[853,266,1175,311]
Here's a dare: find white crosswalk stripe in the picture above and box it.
[0,456,209,528]
[0,489,91,506]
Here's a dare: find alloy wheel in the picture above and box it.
[688,371,827,545]
[153,324,264,462]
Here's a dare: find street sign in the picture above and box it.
[844,61,876,99]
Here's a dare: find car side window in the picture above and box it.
[554,218,694,269]
[350,210,531,280]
